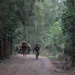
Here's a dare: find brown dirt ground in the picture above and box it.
[0,54,66,75]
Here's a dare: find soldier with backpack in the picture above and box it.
[21,41,28,56]
[33,44,41,60]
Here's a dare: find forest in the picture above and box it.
[0,0,75,68]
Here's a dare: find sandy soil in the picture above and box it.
[0,54,66,75]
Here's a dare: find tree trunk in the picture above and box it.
[0,36,5,59]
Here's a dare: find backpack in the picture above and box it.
[35,47,40,51]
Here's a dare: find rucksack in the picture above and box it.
[35,47,40,51]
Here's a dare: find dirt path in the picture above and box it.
[0,54,66,75]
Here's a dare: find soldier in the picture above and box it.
[21,41,27,56]
[27,44,31,54]
[33,44,41,60]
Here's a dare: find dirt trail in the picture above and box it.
[0,54,66,75]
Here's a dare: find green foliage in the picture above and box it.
[62,0,75,54]
[62,0,75,66]
[15,0,64,56]
[48,55,58,60]
[0,0,18,38]
[14,0,36,44]
[0,0,3,4]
